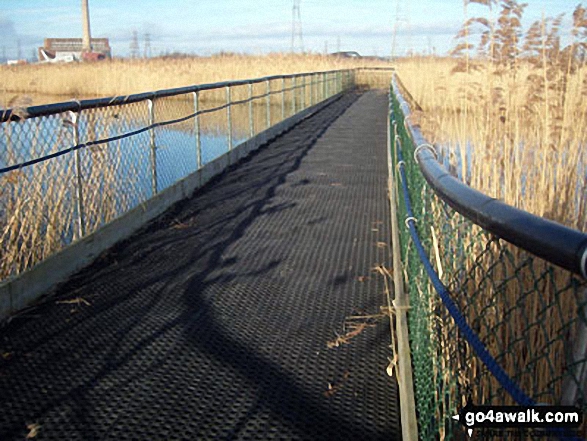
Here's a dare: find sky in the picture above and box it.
[0,0,581,60]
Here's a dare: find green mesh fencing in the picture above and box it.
[390,86,587,440]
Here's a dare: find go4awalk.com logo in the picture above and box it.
[452,402,583,438]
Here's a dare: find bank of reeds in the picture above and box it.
[394,2,587,439]
[397,57,586,232]
[0,65,363,282]
[0,53,388,105]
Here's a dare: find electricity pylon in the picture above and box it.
[144,33,151,58]
[291,0,304,53]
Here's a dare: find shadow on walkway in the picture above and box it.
[0,90,399,440]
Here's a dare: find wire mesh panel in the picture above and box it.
[0,69,356,285]
[0,113,78,278]
[390,84,587,440]
[80,101,152,231]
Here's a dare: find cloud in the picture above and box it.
[164,20,460,44]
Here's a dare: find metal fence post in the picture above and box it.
[331,72,335,96]
[301,76,306,110]
[266,79,271,129]
[310,74,314,106]
[70,111,85,239]
[281,77,286,121]
[226,85,233,151]
[193,91,201,169]
[147,99,157,196]
[248,83,254,138]
[322,72,327,101]
[562,287,587,406]
[292,76,296,115]
[327,72,336,98]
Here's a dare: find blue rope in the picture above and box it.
[393,126,535,407]
[392,108,584,441]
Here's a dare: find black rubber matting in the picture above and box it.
[0,90,400,440]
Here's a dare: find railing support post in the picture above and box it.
[266,79,271,129]
[70,111,85,239]
[310,73,315,106]
[193,91,201,169]
[562,287,587,406]
[388,108,419,441]
[147,99,157,196]
[248,83,254,138]
[226,85,233,151]
[301,75,306,110]
[281,78,285,121]
[292,76,296,115]
[322,72,327,100]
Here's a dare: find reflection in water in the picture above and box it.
[438,139,587,222]
[0,84,325,280]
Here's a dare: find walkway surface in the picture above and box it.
[0,90,400,440]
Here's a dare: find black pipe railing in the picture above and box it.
[0,67,393,123]
[392,74,587,279]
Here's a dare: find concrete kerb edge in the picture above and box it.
[0,90,347,322]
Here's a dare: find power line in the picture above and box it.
[291,0,304,53]
[391,0,400,60]
[143,33,151,58]
[391,0,411,59]
[130,30,139,58]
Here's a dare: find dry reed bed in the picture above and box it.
[0,54,388,105]
[396,57,586,232]
[0,55,392,281]
[395,4,587,438]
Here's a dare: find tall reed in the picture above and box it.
[395,2,587,439]
[0,53,388,105]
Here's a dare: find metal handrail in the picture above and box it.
[0,69,356,174]
[391,74,587,279]
[0,67,393,122]
[1,69,342,122]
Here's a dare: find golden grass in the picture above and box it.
[0,53,389,105]
[395,53,587,439]
[395,56,587,232]
[0,56,391,282]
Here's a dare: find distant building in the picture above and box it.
[6,59,28,65]
[38,38,111,62]
[330,51,362,58]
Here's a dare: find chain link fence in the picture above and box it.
[0,70,357,283]
[390,78,587,440]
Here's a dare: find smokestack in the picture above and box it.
[82,0,92,52]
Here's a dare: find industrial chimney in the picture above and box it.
[81,0,92,52]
